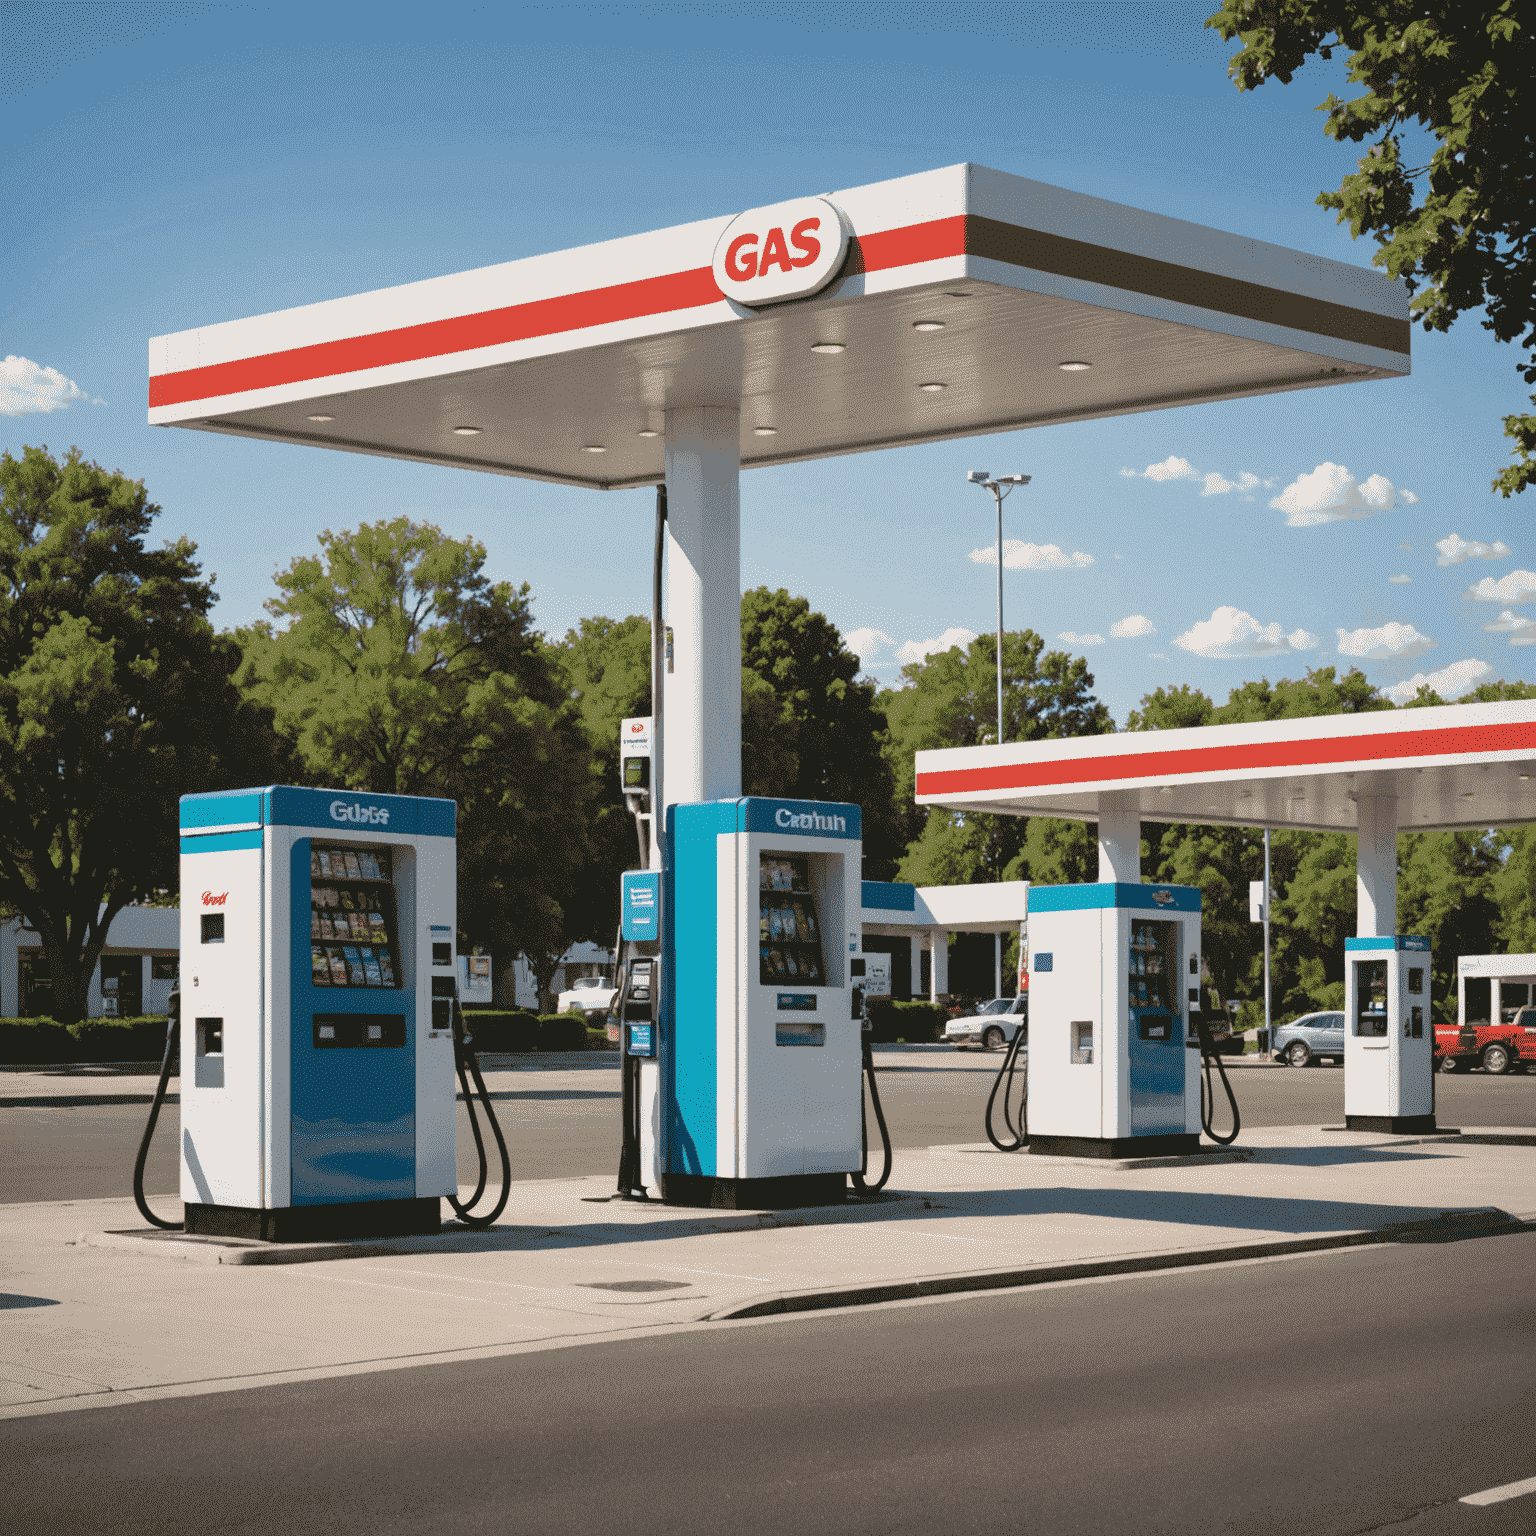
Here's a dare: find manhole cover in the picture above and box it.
[577,1279,690,1292]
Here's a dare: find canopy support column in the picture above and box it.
[1097,796,1141,884]
[662,407,741,812]
[1356,795,1398,937]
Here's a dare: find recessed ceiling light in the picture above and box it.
[1459,791,1475,799]
[1521,773,1532,781]
[918,382,947,392]
[637,429,660,438]
[752,426,778,436]
[580,444,607,454]
[307,414,334,422]
[451,425,483,436]
[810,342,846,355]
[913,321,945,332]
[1058,361,1092,372]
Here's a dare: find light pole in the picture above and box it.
[967,470,1030,744]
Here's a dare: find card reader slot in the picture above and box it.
[312,1012,407,1049]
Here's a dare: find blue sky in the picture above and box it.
[4,0,1532,725]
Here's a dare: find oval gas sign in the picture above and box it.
[711,196,849,308]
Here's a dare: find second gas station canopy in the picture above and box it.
[147,164,1410,486]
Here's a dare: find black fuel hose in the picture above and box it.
[133,995,182,1230]
[850,1035,892,1194]
[1195,1013,1241,1146]
[448,1003,511,1227]
[984,1023,1029,1152]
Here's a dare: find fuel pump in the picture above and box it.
[132,784,510,1241]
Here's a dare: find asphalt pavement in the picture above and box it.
[3,1046,1533,1205]
[4,1231,1533,1535]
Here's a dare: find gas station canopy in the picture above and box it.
[148,163,1410,488]
[915,700,1536,834]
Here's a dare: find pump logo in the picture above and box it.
[775,807,847,833]
[712,196,849,308]
[330,800,390,826]
[201,890,228,906]
[1151,889,1175,907]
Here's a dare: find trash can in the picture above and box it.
[1257,1029,1270,1056]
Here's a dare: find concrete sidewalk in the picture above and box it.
[2,1125,1531,1422]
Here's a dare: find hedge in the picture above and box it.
[455,1009,591,1053]
[0,1016,173,1065]
[865,998,948,1044]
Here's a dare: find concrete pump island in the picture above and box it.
[6,164,1532,1420]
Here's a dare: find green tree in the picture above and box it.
[1,445,282,1023]
[1492,827,1536,952]
[740,587,900,876]
[1209,1,1536,495]
[1398,831,1502,1011]
[881,630,1113,887]
[238,518,592,992]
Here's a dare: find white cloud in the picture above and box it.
[1381,658,1493,705]
[1057,631,1104,646]
[0,355,104,415]
[1110,614,1157,639]
[1468,569,1536,604]
[1174,606,1321,659]
[1335,622,1434,661]
[1388,574,1412,584]
[1484,610,1536,646]
[895,627,977,665]
[1268,462,1411,526]
[1121,455,1197,482]
[1436,531,1513,566]
[969,540,1093,570]
[845,627,892,662]
[1200,471,1235,496]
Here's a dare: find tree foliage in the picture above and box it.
[1209,1,1536,494]
[1,445,282,1023]
[740,587,900,876]
[881,630,1113,888]
[238,518,592,982]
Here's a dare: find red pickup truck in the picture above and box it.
[1435,1005,1535,1075]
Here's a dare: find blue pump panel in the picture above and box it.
[621,871,661,941]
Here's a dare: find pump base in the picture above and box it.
[659,1173,847,1210]
[1344,1114,1439,1135]
[1029,1132,1201,1160]
[183,1198,441,1242]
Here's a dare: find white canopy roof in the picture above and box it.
[916,700,1536,833]
[148,164,1409,489]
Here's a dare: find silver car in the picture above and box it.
[1273,1010,1346,1067]
[945,995,1028,1051]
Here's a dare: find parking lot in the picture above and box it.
[3,1045,1531,1206]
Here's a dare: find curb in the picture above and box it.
[702,1208,1533,1321]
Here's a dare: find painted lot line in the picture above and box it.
[1461,1474,1536,1507]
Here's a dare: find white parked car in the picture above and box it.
[945,995,1028,1050]
[556,973,618,1019]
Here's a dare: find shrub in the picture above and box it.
[0,1015,172,1064]
[537,1013,588,1051]
[863,998,946,1044]
[462,1010,539,1053]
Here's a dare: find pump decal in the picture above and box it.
[774,807,847,833]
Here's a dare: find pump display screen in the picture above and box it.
[1356,959,1389,1035]
[309,844,402,989]
[1128,920,1178,1012]
[758,854,825,985]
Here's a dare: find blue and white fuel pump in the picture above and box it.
[150,784,504,1240]
[1025,882,1204,1158]
[627,796,866,1208]
[1344,935,1434,1132]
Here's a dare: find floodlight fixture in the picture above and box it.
[967,468,1031,744]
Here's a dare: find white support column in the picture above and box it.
[931,928,948,1000]
[910,936,923,1000]
[1356,795,1398,937]
[663,406,741,811]
[994,932,1002,999]
[1097,796,1141,884]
